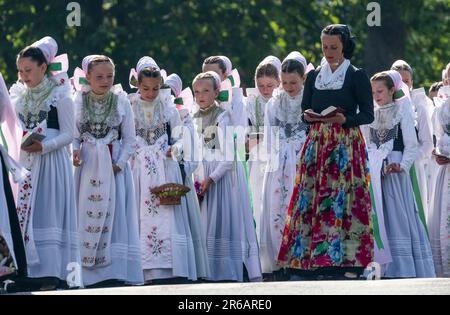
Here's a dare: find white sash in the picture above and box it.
[367,147,393,266]
[135,136,173,270]
[16,122,47,266]
[78,137,115,268]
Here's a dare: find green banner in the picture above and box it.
[409,164,429,235]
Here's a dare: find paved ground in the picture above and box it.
[15,278,450,295]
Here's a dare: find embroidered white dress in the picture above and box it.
[366,103,435,278]
[176,105,210,279]
[260,89,308,274]
[245,88,269,243]
[129,91,197,282]
[74,89,143,286]
[10,76,80,280]
[193,104,262,282]
[428,99,450,277]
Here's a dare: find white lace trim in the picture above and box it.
[369,102,406,130]
[271,88,304,124]
[10,77,71,130]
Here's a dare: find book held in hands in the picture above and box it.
[304,106,345,119]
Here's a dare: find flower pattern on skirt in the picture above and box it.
[278,123,374,270]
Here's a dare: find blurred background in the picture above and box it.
[0,0,449,91]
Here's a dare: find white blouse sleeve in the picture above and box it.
[415,102,434,161]
[263,97,278,160]
[400,105,419,172]
[41,96,75,155]
[116,95,136,171]
[167,105,183,161]
[180,116,199,176]
[209,112,233,183]
[72,92,83,151]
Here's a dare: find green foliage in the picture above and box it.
[0,0,449,90]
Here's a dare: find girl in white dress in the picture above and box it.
[193,72,261,282]
[391,60,434,223]
[11,37,80,289]
[128,58,197,283]
[260,52,310,278]
[428,96,450,277]
[164,73,210,280]
[245,56,281,244]
[368,70,435,278]
[73,55,143,287]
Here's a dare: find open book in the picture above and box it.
[21,132,46,149]
[304,106,345,119]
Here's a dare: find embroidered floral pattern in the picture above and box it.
[88,194,103,202]
[90,179,103,187]
[16,174,33,243]
[279,123,374,270]
[148,226,164,256]
[144,193,160,216]
[85,226,101,234]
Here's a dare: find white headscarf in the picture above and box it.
[259,56,282,74]
[165,73,182,97]
[283,51,307,72]
[136,56,160,73]
[31,36,58,64]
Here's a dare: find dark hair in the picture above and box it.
[138,67,162,84]
[371,72,395,90]
[322,24,356,59]
[281,59,305,77]
[255,63,280,81]
[87,55,115,74]
[429,81,443,94]
[17,46,47,66]
[203,56,227,75]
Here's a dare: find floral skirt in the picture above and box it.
[278,123,374,270]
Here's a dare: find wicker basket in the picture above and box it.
[150,183,191,206]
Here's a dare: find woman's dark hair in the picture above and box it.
[138,67,162,84]
[203,56,227,75]
[255,63,280,81]
[16,46,48,66]
[281,59,305,77]
[322,24,356,60]
[87,55,115,74]
[371,72,395,90]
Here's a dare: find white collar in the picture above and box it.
[315,58,351,90]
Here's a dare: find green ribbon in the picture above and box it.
[174,97,183,105]
[233,131,255,226]
[369,181,384,250]
[409,164,429,235]
[79,77,89,86]
[217,90,229,102]
[394,89,405,100]
[228,75,235,87]
[48,62,62,72]
[0,127,8,152]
